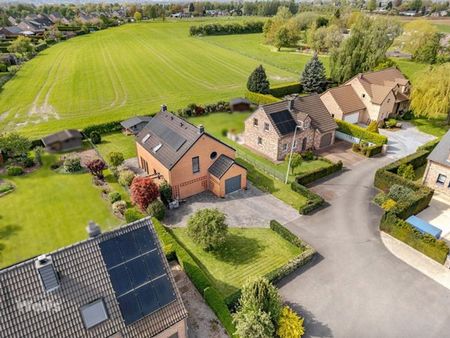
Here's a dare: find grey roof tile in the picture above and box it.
[428,130,450,168]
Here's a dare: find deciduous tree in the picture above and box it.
[0,133,31,160]
[133,11,142,21]
[130,176,159,211]
[8,36,35,59]
[187,208,228,251]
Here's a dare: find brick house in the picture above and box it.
[136,109,247,199]
[423,130,450,197]
[243,94,338,162]
[321,68,410,125]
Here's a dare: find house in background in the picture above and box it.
[121,116,152,135]
[41,129,83,152]
[0,218,188,338]
[243,94,338,162]
[320,85,367,124]
[0,26,23,37]
[423,130,450,198]
[136,109,247,199]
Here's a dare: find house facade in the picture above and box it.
[423,131,450,198]
[243,94,338,161]
[136,109,247,199]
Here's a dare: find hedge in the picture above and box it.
[352,143,383,157]
[270,219,305,248]
[417,138,440,152]
[269,82,302,98]
[245,91,281,105]
[291,181,324,215]
[336,120,388,145]
[295,159,343,186]
[82,120,124,136]
[189,21,264,36]
[204,287,236,337]
[380,213,449,264]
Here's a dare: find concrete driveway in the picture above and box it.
[279,125,450,338]
[164,183,300,228]
[316,140,366,168]
[417,192,450,240]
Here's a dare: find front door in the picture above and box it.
[301,138,307,151]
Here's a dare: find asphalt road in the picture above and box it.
[279,128,450,338]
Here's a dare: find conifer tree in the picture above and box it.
[247,65,270,94]
[301,53,327,93]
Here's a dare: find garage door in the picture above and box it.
[344,112,359,124]
[320,133,332,148]
[225,175,241,195]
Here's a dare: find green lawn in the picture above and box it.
[435,24,450,33]
[393,59,429,84]
[172,227,302,297]
[96,132,137,161]
[411,117,449,137]
[0,154,121,267]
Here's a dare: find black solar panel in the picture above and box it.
[270,110,298,135]
[148,118,187,151]
[99,226,177,325]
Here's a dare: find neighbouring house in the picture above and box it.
[121,116,152,135]
[321,68,411,125]
[0,26,23,37]
[0,218,188,338]
[17,20,45,34]
[423,131,450,197]
[136,108,247,199]
[230,98,251,112]
[243,94,338,162]
[41,129,83,152]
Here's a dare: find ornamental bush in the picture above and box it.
[63,155,82,173]
[187,208,228,251]
[366,120,379,133]
[118,169,135,187]
[277,306,305,338]
[159,181,172,204]
[147,199,165,221]
[109,191,122,204]
[381,198,397,211]
[86,159,106,179]
[130,176,159,211]
[124,207,144,223]
[397,163,415,181]
[107,151,124,166]
[90,131,101,144]
[112,200,127,216]
[387,184,414,201]
[6,166,23,176]
[234,307,274,338]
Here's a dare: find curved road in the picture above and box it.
[279,127,450,338]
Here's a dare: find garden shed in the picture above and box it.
[120,116,152,135]
[230,98,251,112]
[41,129,83,152]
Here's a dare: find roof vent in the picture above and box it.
[161,104,167,112]
[153,143,162,153]
[198,124,204,134]
[86,220,101,238]
[35,255,60,293]
[142,134,151,143]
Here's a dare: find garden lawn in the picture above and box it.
[411,117,449,138]
[0,154,121,268]
[172,227,302,298]
[392,59,428,84]
[96,132,137,161]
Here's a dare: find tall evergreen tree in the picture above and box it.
[247,65,270,94]
[301,53,327,93]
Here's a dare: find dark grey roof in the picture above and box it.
[121,116,152,129]
[208,154,235,178]
[2,26,23,34]
[428,131,450,168]
[230,97,251,106]
[41,129,83,146]
[0,218,187,338]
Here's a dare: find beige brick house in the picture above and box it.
[321,68,410,125]
[423,131,450,197]
[243,94,338,161]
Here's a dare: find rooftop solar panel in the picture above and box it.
[148,118,187,151]
[270,110,297,135]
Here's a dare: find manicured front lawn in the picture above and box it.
[172,227,302,298]
[96,132,137,161]
[0,154,121,268]
[411,117,449,138]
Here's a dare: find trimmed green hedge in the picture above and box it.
[82,120,123,136]
[291,181,324,215]
[270,219,305,248]
[269,82,302,98]
[295,159,343,186]
[380,213,449,264]
[189,21,264,36]
[352,143,383,157]
[204,287,236,336]
[245,91,281,105]
[417,138,440,152]
[336,120,388,145]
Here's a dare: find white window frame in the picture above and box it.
[264,122,270,132]
[437,174,447,185]
[257,137,262,145]
[253,118,258,127]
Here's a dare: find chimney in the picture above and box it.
[288,99,295,111]
[86,220,101,238]
[160,104,167,112]
[35,255,60,293]
[198,124,204,134]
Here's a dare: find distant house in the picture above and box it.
[77,13,101,25]
[17,20,45,34]
[136,108,247,198]
[0,26,23,37]
[0,218,188,338]
[230,98,251,112]
[243,94,338,162]
[41,129,83,152]
[7,16,18,25]
[423,130,450,197]
[49,12,70,25]
[320,85,367,124]
[25,14,54,27]
[121,116,152,135]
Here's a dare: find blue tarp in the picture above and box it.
[406,216,442,239]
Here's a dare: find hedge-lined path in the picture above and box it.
[279,127,450,338]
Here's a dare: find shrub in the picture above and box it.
[34,147,43,165]
[159,181,172,204]
[366,120,379,133]
[22,156,35,168]
[82,120,122,135]
[187,208,228,251]
[130,176,159,211]
[245,91,281,105]
[291,181,324,215]
[336,120,388,145]
[0,182,14,194]
[385,118,397,129]
[234,307,274,338]
[118,169,135,187]
[124,208,144,222]
[112,200,127,216]
[221,128,228,137]
[387,184,414,201]
[86,159,106,179]
[295,160,343,186]
[269,82,302,98]
[63,155,82,173]
[89,131,101,144]
[373,192,388,206]
[277,306,305,338]
[109,191,122,204]
[7,166,23,176]
[301,150,315,161]
[107,152,124,166]
[147,199,165,220]
[247,65,270,94]
[381,198,397,211]
[397,163,415,180]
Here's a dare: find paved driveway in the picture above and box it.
[279,126,450,338]
[165,183,300,228]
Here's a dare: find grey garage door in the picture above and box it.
[320,133,333,148]
[225,175,241,194]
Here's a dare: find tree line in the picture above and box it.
[189,21,264,36]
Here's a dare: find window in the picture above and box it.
[283,144,288,151]
[192,156,200,173]
[436,174,447,185]
[80,299,109,329]
[253,118,258,127]
[264,123,270,131]
[293,140,297,149]
[140,157,149,174]
[257,137,262,145]
[362,94,366,98]
[210,151,217,160]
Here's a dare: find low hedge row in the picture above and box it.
[295,159,343,186]
[336,119,388,145]
[204,287,236,336]
[189,21,264,36]
[291,181,324,215]
[270,219,305,248]
[245,91,281,105]
[380,212,449,264]
[382,149,430,174]
[417,138,440,152]
[269,82,302,98]
[352,143,383,157]
[82,120,124,136]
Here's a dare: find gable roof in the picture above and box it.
[121,116,152,129]
[428,131,450,168]
[0,218,187,337]
[1,26,23,34]
[208,154,245,179]
[323,85,367,114]
[137,111,234,170]
[292,94,338,133]
[41,129,83,146]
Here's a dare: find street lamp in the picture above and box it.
[285,125,302,184]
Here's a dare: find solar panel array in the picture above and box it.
[270,110,298,135]
[149,118,187,151]
[99,227,176,325]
